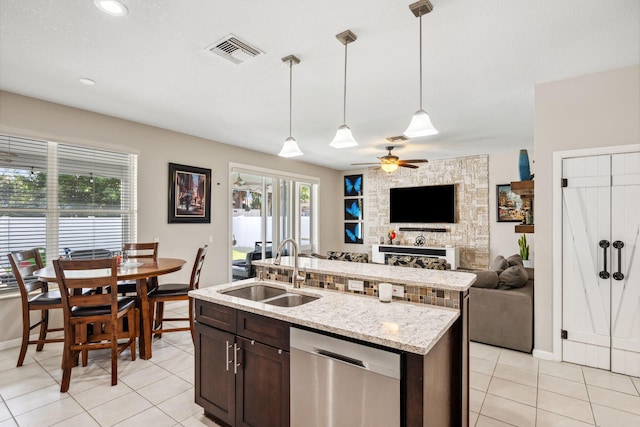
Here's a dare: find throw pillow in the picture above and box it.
[507,254,524,266]
[498,265,528,288]
[489,255,509,272]
[472,270,499,288]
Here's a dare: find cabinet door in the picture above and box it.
[235,336,290,427]
[195,322,236,426]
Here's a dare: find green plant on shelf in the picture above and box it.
[518,234,530,261]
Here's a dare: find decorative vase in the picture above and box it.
[523,259,533,268]
[519,149,531,181]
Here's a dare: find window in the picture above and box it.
[0,135,137,295]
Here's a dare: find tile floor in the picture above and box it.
[1,300,639,426]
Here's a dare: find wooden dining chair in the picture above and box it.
[117,242,159,295]
[53,257,137,393]
[148,245,207,343]
[7,249,65,367]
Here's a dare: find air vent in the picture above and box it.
[385,135,409,143]
[206,34,263,64]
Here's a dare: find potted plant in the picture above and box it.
[518,234,532,267]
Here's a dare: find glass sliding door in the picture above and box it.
[230,165,318,281]
[231,172,274,281]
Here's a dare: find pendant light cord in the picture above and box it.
[289,59,293,138]
[419,12,423,110]
[343,42,348,125]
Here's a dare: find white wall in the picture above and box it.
[534,64,640,355]
[0,90,343,346]
[489,151,535,261]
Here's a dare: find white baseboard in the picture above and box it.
[0,337,22,352]
[532,348,557,361]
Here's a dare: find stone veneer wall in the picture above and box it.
[256,265,461,309]
[364,154,489,270]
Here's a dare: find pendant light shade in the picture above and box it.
[279,136,303,158]
[404,109,438,138]
[403,0,438,139]
[279,55,303,158]
[330,30,358,149]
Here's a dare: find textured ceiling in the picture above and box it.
[1,0,639,170]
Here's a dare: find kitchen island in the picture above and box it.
[190,259,475,427]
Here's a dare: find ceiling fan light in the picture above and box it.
[278,136,303,158]
[329,125,358,149]
[381,163,399,173]
[403,109,439,138]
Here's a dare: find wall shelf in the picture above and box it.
[398,227,448,233]
[510,180,534,197]
[515,225,534,234]
[510,180,534,233]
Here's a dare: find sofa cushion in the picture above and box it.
[327,251,369,263]
[472,270,499,289]
[489,255,508,272]
[498,265,528,288]
[506,254,524,266]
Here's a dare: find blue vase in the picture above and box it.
[519,149,531,181]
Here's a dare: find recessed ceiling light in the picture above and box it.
[79,78,96,86]
[94,0,128,17]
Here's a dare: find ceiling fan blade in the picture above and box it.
[401,159,429,164]
[398,163,419,169]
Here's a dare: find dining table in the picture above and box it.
[34,257,186,360]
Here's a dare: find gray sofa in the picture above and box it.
[469,256,534,353]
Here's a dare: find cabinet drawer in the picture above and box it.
[195,300,236,333]
[238,310,289,350]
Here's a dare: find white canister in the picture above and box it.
[379,283,392,303]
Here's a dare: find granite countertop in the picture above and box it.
[254,256,476,291]
[190,279,460,355]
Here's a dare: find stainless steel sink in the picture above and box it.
[264,293,320,307]
[219,283,320,307]
[221,284,287,301]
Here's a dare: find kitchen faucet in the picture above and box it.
[274,238,305,288]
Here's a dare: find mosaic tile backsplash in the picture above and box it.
[256,265,461,310]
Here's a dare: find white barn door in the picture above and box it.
[562,152,640,376]
[562,155,612,370]
[610,152,640,377]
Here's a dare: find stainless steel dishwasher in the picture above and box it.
[290,327,401,427]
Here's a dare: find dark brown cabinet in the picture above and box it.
[195,300,290,427]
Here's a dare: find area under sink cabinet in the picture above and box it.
[194,300,290,427]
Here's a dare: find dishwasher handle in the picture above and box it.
[315,349,366,368]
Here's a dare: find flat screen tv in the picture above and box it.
[389,184,456,223]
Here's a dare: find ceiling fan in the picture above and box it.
[351,146,428,172]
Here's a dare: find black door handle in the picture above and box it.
[599,240,610,279]
[613,240,624,281]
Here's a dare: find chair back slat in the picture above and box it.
[7,249,46,295]
[189,245,208,291]
[53,258,118,320]
[122,242,158,260]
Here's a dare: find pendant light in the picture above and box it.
[278,55,303,158]
[403,0,438,139]
[330,30,358,149]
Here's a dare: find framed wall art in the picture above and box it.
[344,174,363,197]
[168,163,212,223]
[344,222,364,244]
[496,183,525,222]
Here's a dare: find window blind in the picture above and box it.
[0,135,137,295]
